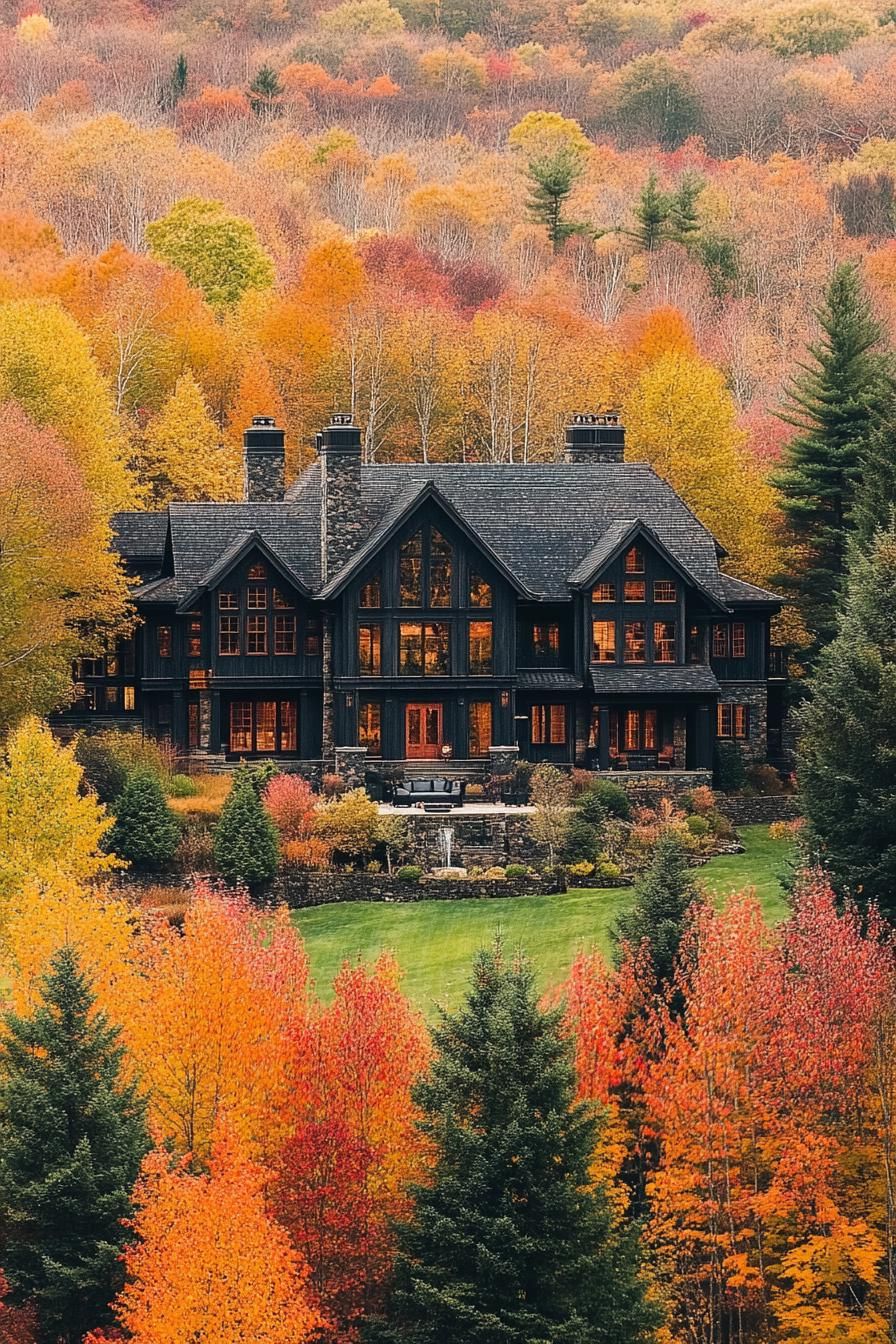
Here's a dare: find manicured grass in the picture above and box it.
[294,825,793,1015]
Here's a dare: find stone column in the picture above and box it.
[598,705,611,771]
[696,703,713,770]
[199,692,211,749]
[673,713,687,768]
[335,745,368,789]
[321,612,335,763]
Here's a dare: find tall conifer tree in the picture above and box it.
[0,945,148,1344]
[799,523,896,907]
[773,262,891,660]
[367,946,660,1344]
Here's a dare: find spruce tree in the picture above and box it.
[367,946,661,1344]
[0,945,149,1344]
[667,174,703,245]
[852,395,896,552]
[526,148,585,252]
[772,262,891,660]
[630,172,669,251]
[612,831,701,992]
[213,772,280,889]
[108,768,180,871]
[798,523,896,907]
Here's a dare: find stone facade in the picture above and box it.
[488,744,521,775]
[244,452,285,503]
[718,682,769,762]
[274,868,563,909]
[334,744,368,788]
[717,794,801,826]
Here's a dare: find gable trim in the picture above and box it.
[569,519,728,612]
[175,530,312,612]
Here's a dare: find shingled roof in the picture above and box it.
[115,458,781,611]
[589,665,722,695]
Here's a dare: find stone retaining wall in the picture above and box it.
[273,869,563,908]
[716,794,801,826]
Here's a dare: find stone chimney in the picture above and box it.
[564,412,625,464]
[243,415,285,501]
[318,413,363,581]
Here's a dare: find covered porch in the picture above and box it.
[586,663,719,772]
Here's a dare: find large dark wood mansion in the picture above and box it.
[57,413,787,774]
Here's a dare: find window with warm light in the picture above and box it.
[246,615,267,655]
[359,576,381,608]
[732,622,746,657]
[592,620,616,663]
[653,621,676,663]
[592,582,615,602]
[624,621,646,663]
[624,546,644,574]
[624,580,646,602]
[358,624,382,675]
[468,701,492,756]
[654,580,677,603]
[468,621,493,674]
[469,573,492,607]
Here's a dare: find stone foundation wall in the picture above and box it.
[717,794,801,826]
[397,812,542,868]
[602,770,712,807]
[718,682,769,762]
[274,869,563,909]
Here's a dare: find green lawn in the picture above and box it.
[294,825,794,1015]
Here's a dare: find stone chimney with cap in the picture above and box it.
[243,415,286,501]
[318,413,363,581]
[564,412,625,464]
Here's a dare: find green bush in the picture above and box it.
[597,860,623,883]
[714,742,747,793]
[397,865,423,883]
[579,779,631,820]
[745,763,785,796]
[75,729,170,804]
[234,760,280,797]
[505,863,529,880]
[213,775,280,888]
[166,773,198,798]
[562,816,602,865]
[108,769,181,872]
[685,814,711,838]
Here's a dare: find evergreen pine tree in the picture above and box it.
[667,173,703,245]
[248,64,283,116]
[852,395,896,552]
[772,262,892,660]
[0,945,149,1344]
[612,831,701,991]
[108,768,180,872]
[213,773,280,889]
[526,148,586,252]
[630,172,669,251]
[367,946,661,1344]
[798,523,896,907]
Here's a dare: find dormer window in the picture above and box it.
[624,546,644,574]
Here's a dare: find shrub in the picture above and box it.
[562,816,602,865]
[75,729,171,804]
[683,784,717,816]
[166,773,198,798]
[573,787,608,829]
[321,772,347,798]
[714,742,747,794]
[745,763,785,796]
[281,837,333,869]
[483,866,507,879]
[591,779,631,819]
[569,769,598,796]
[314,787,380,865]
[234,760,279,797]
[505,863,529,880]
[397,865,422,883]
[685,814,710,838]
[597,860,623,883]
[213,775,280,888]
[566,860,595,879]
[263,773,318,842]
[108,769,181,872]
[770,818,805,841]
[509,759,535,801]
[176,823,214,873]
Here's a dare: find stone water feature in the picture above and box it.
[432,825,467,878]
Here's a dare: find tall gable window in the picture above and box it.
[246,615,267,655]
[247,585,267,609]
[468,621,493,675]
[732,622,746,657]
[653,621,676,663]
[360,576,381,608]
[624,546,644,574]
[624,580,646,602]
[157,626,172,659]
[592,620,616,663]
[358,624,382,675]
[219,617,239,656]
[400,533,423,606]
[429,530,452,606]
[469,573,492,607]
[399,623,449,676]
[623,621,646,663]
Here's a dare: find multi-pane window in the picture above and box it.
[469,573,492,607]
[592,582,615,602]
[304,619,322,657]
[255,699,276,752]
[592,620,616,663]
[246,615,267,655]
[468,621,493,675]
[280,701,298,751]
[106,653,119,676]
[360,576,381,608]
[468,701,492,757]
[219,616,239,656]
[712,624,729,658]
[157,625,172,659]
[732,622,746,658]
[123,686,136,712]
[230,700,253,751]
[531,704,566,745]
[429,530,452,606]
[399,623,449,675]
[247,585,267,610]
[358,624,382,675]
[274,614,296,655]
[624,580,646,602]
[105,686,119,709]
[624,621,646,663]
[717,704,750,739]
[228,699,297,754]
[359,700,382,755]
[688,624,704,663]
[625,708,657,751]
[186,616,202,658]
[219,591,238,611]
[624,546,644,573]
[653,621,676,663]
[654,580,677,603]
[399,533,423,606]
[532,624,560,661]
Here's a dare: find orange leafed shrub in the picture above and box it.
[264,772,319,841]
[282,837,333,870]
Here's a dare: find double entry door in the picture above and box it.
[405,703,443,759]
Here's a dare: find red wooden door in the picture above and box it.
[406,704,442,759]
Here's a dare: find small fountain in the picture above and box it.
[433,824,467,879]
